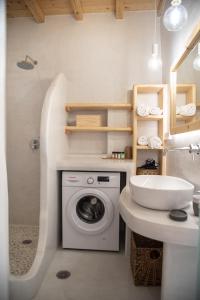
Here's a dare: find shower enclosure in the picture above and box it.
[9,73,68,300]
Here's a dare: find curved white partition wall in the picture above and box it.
[10,73,68,300]
[0,1,9,300]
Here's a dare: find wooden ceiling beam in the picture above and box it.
[69,0,83,21]
[157,0,166,17]
[23,0,45,23]
[115,0,124,19]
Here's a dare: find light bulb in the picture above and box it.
[193,43,200,71]
[148,43,162,71]
[148,56,162,70]
[163,0,188,31]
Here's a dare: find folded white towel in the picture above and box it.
[150,107,163,115]
[176,106,181,115]
[148,136,162,149]
[180,103,196,116]
[137,104,150,117]
[137,136,148,146]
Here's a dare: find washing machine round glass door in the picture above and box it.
[66,188,114,235]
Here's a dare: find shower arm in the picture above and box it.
[25,55,37,65]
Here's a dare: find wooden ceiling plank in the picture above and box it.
[157,0,166,17]
[69,0,83,20]
[116,0,124,19]
[7,0,167,19]
[23,0,45,23]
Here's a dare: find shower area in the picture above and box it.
[8,55,40,277]
[7,54,41,278]
[7,21,68,297]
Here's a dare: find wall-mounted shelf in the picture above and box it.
[176,115,194,120]
[64,89,167,168]
[134,85,165,94]
[136,145,164,150]
[175,84,196,126]
[137,115,163,121]
[133,84,167,175]
[65,103,132,112]
[64,126,132,133]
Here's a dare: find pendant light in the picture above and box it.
[193,43,200,71]
[163,0,188,31]
[148,0,162,71]
[148,43,162,70]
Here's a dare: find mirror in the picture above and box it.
[170,22,200,134]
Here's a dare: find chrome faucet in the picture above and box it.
[164,143,200,160]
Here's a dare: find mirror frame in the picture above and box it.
[170,21,200,134]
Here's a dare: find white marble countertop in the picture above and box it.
[57,155,135,178]
[119,186,199,246]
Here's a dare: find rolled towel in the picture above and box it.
[137,136,148,146]
[180,103,196,116]
[150,106,163,115]
[148,136,162,149]
[136,104,150,117]
[176,106,181,115]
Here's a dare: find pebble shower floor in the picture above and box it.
[9,224,39,276]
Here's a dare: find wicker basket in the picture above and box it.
[136,167,160,175]
[130,232,163,286]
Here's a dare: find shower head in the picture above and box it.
[17,55,38,70]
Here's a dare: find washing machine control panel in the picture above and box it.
[87,177,94,184]
[97,176,110,182]
[62,172,120,188]
[87,176,110,185]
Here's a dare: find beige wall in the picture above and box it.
[7,12,162,225]
[160,0,200,188]
[0,1,9,298]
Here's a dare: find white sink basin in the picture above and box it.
[129,175,194,210]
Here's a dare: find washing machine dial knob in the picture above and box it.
[87,177,94,184]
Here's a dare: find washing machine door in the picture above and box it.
[66,188,114,235]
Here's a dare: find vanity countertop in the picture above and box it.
[120,186,199,247]
[57,155,135,178]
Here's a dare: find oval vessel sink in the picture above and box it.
[129,175,194,210]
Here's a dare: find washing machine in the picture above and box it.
[62,171,120,251]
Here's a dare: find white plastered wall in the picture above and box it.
[0,1,9,299]
[7,12,162,225]
[160,0,200,188]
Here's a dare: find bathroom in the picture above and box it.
[0,0,200,299]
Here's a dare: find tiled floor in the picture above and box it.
[9,224,39,276]
[33,249,161,300]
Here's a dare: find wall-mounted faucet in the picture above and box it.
[30,137,40,151]
[164,143,200,160]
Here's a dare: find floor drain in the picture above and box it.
[56,270,71,279]
[22,239,32,245]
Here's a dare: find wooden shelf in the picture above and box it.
[176,115,194,120]
[176,84,196,94]
[137,145,164,150]
[64,126,132,133]
[133,84,167,175]
[137,115,163,121]
[65,103,132,112]
[134,84,166,94]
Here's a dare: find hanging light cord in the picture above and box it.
[154,0,157,44]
